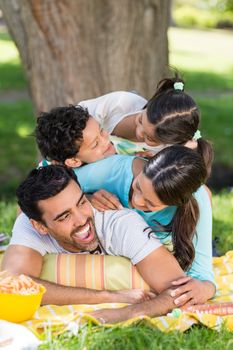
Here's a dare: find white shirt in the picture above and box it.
[10,208,161,265]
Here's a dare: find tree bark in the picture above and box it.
[0,0,169,112]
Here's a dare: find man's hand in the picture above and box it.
[170,276,216,307]
[91,307,129,324]
[90,189,123,211]
[114,289,156,304]
[90,288,175,324]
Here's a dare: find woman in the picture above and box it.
[74,146,215,306]
[78,77,213,176]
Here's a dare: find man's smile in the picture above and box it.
[72,221,95,243]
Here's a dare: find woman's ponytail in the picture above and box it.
[171,196,199,270]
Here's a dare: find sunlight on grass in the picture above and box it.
[0,30,27,90]
[169,28,233,90]
[0,32,21,63]
[17,125,33,137]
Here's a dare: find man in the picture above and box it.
[3,165,185,310]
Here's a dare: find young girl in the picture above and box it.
[78,76,213,176]
[73,146,215,306]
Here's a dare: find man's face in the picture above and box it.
[77,116,116,164]
[36,180,99,252]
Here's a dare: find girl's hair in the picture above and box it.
[144,145,207,271]
[145,76,213,178]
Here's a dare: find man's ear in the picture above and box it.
[64,157,82,168]
[30,219,48,235]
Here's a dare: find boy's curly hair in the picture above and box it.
[35,105,89,163]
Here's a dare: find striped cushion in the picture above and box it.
[0,253,149,290]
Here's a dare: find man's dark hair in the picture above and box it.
[35,105,89,163]
[16,165,79,222]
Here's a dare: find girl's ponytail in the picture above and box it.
[197,138,213,179]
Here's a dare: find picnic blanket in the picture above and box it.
[19,250,233,337]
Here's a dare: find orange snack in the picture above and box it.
[0,271,40,295]
[0,271,45,323]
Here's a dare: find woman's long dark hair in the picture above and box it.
[144,145,207,271]
[145,76,213,178]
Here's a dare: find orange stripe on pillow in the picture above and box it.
[56,254,62,284]
[75,255,86,288]
[69,255,76,286]
[132,264,149,290]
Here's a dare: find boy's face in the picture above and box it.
[76,116,116,164]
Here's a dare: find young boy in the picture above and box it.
[36,105,116,168]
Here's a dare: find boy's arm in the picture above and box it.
[2,245,153,305]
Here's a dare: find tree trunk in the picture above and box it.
[0,0,169,112]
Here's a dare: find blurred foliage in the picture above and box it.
[173,0,233,28]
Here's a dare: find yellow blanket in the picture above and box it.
[22,251,233,336]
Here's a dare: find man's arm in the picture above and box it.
[136,246,215,306]
[91,288,175,323]
[136,246,185,293]
[2,245,153,305]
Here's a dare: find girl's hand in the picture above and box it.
[90,189,123,211]
[170,276,215,307]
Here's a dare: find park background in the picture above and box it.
[0,0,233,348]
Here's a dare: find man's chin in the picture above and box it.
[76,240,99,252]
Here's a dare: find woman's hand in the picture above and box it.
[169,276,216,307]
[90,189,123,211]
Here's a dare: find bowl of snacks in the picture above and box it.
[0,271,46,323]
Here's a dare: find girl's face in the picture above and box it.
[135,110,160,146]
[131,172,168,212]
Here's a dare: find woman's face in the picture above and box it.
[131,172,168,212]
[135,110,160,146]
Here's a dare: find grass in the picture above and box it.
[0,30,27,91]
[38,323,233,350]
[168,27,233,166]
[213,191,233,254]
[197,96,233,165]
[169,27,233,91]
[0,101,36,199]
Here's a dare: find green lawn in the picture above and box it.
[0,30,27,90]
[169,27,233,166]
[38,324,233,350]
[169,28,233,91]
